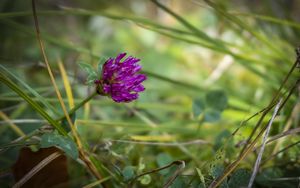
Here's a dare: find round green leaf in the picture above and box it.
[156,153,173,175]
[40,132,78,160]
[214,130,231,151]
[205,90,228,111]
[228,169,251,188]
[122,166,135,181]
[192,98,205,118]
[204,109,221,122]
[139,174,151,185]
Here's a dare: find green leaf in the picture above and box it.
[210,164,228,188]
[78,62,96,75]
[137,158,146,172]
[192,98,205,118]
[86,73,98,86]
[205,90,228,111]
[204,109,221,122]
[256,168,284,187]
[156,153,173,175]
[78,62,98,85]
[78,63,98,85]
[228,169,251,188]
[170,176,185,188]
[40,132,78,160]
[122,166,135,181]
[97,62,104,75]
[210,164,224,179]
[139,174,151,185]
[214,130,231,151]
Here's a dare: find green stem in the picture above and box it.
[56,91,97,121]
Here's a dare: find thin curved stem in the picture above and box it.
[56,91,97,122]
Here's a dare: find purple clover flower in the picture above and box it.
[94,53,147,103]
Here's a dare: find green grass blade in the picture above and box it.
[0,73,68,136]
[0,19,205,92]
[0,12,276,87]
[143,26,278,86]
[231,12,300,30]
[0,19,262,111]
[203,0,289,62]
[150,0,227,50]
[0,65,60,116]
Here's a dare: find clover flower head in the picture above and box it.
[94,53,147,103]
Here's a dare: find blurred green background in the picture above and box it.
[1,0,299,187]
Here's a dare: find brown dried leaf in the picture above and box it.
[12,147,69,188]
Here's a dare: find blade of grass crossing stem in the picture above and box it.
[31,0,106,183]
[58,59,75,109]
[0,65,60,116]
[31,0,81,145]
[0,74,68,136]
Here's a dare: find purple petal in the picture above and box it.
[115,53,127,63]
[122,56,140,65]
[131,84,145,92]
[133,74,147,84]
[98,53,146,103]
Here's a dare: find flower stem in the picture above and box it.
[56,91,97,122]
[31,0,106,185]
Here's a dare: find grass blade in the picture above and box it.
[58,59,75,109]
[203,0,289,62]
[0,65,60,116]
[0,74,68,136]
